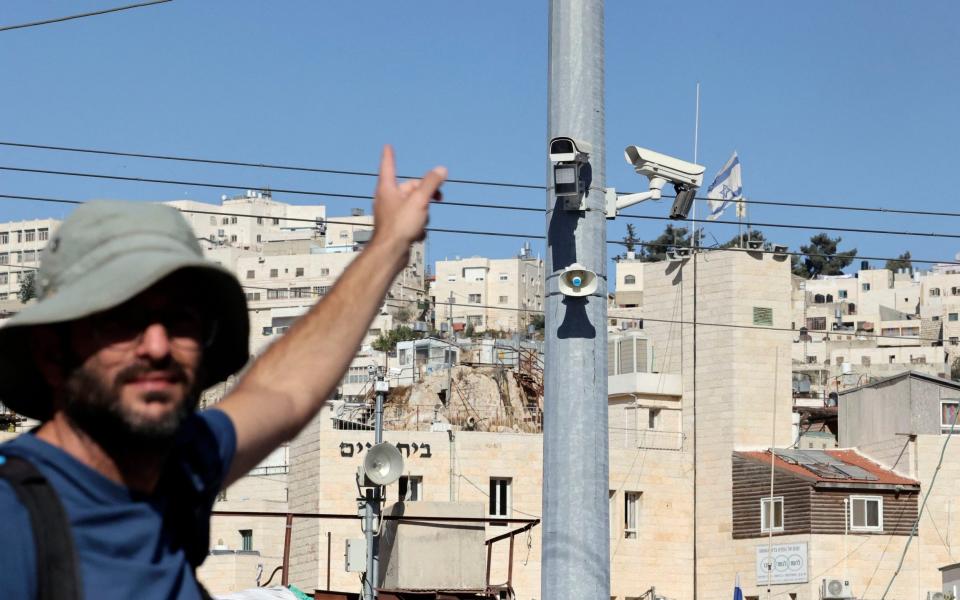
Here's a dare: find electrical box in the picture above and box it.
[345,538,367,573]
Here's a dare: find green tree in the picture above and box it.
[529,313,545,332]
[623,223,639,255]
[951,356,960,382]
[464,324,476,338]
[17,271,36,303]
[371,325,419,352]
[885,251,912,273]
[791,233,857,279]
[640,224,691,262]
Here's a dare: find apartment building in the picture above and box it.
[430,246,543,333]
[0,218,58,304]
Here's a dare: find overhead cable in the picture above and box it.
[0,141,545,190]
[4,193,960,268]
[0,0,171,33]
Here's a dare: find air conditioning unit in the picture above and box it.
[927,592,946,600]
[821,578,853,600]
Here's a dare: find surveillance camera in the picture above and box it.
[549,137,592,163]
[614,146,705,217]
[558,263,599,297]
[624,146,705,187]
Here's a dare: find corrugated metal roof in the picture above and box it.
[735,449,919,486]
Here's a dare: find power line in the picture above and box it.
[624,213,960,243]
[12,141,960,221]
[6,192,960,269]
[0,0,171,33]
[0,141,545,191]
[0,166,543,213]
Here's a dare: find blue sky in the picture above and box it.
[2,1,959,284]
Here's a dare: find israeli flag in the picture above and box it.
[707,152,742,221]
[733,573,744,600]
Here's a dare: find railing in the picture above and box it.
[333,402,542,434]
[609,427,685,451]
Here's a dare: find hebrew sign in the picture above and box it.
[339,441,432,458]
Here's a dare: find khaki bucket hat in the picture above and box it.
[0,200,250,420]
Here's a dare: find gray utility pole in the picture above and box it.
[362,369,388,600]
[543,2,609,600]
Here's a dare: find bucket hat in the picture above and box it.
[0,200,250,420]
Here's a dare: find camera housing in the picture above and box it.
[610,145,706,219]
[549,136,593,211]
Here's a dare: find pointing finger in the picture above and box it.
[415,166,447,204]
[377,145,397,192]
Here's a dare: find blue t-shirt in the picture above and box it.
[0,408,236,600]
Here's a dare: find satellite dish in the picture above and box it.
[362,442,404,486]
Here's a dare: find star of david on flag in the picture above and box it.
[707,151,742,221]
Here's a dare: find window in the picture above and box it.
[648,408,661,430]
[624,275,636,285]
[269,269,278,278]
[246,270,255,279]
[295,267,304,277]
[0,253,7,265]
[753,307,773,327]
[499,273,508,281]
[262,326,274,336]
[290,287,310,298]
[313,285,330,296]
[398,476,422,501]
[466,315,483,326]
[230,235,238,242]
[0,273,6,285]
[950,313,959,322]
[468,293,481,304]
[624,492,641,539]
[321,268,330,276]
[941,401,959,433]
[489,478,511,519]
[256,234,262,243]
[239,529,253,552]
[23,250,35,263]
[15,231,21,243]
[266,289,289,299]
[273,218,280,225]
[339,230,349,239]
[230,216,238,224]
[862,283,871,291]
[861,356,872,366]
[24,230,35,242]
[257,217,264,225]
[0,232,7,244]
[806,317,827,331]
[245,292,261,301]
[849,496,882,531]
[761,496,784,532]
[499,295,508,304]
[952,337,959,346]
[221,217,229,225]
[931,287,941,297]
[838,290,848,299]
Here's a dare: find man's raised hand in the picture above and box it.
[372,145,447,249]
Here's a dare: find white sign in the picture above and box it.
[756,542,808,585]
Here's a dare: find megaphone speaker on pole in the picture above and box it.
[362,442,405,486]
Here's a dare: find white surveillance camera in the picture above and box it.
[611,146,705,218]
[624,146,705,186]
[549,137,592,163]
[558,263,598,297]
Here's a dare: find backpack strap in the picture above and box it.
[0,454,82,600]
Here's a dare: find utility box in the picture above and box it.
[377,501,486,591]
[345,538,367,573]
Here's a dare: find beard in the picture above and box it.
[62,358,201,454]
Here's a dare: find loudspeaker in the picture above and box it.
[362,442,405,486]
[558,263,598,297]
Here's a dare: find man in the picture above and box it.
[0,146,446,599]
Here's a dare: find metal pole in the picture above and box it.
[281,512,293,586]
[543,3,609,600]
[362,489,375,600]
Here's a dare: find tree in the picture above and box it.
[623,223,639,255]
[529,313,545,332]
[640,224,691,262]
[951,356,960,382]
[791,233,857,279]
[885,251,912,273]
[371,325,418,352]
[464,324,476,339]
[17,271,36,303]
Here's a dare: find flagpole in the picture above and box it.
[692,82,700,251]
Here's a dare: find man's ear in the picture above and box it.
[29,325,67,391]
